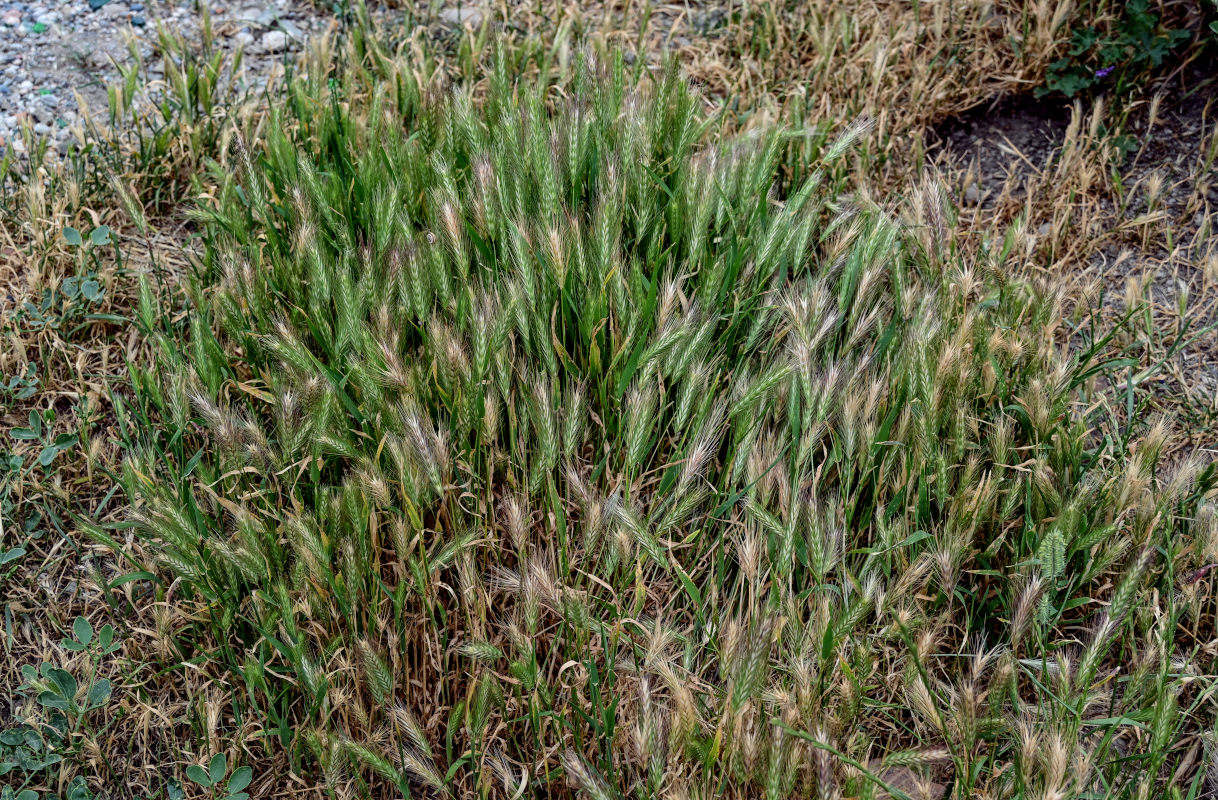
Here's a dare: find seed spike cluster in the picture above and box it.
[115,43,1218,800]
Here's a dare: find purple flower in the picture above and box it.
[1095,66,1114,79]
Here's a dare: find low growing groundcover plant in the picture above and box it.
[107,44,1218,800]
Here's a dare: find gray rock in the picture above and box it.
[258,29,287,53]
[233,6,264,23]
[963,184,980,205]
[276,18,302,39]
[85,49,113,71]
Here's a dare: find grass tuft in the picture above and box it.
[104,36,1218,799]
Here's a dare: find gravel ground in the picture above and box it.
[0,0,338,157]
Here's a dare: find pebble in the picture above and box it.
[131,14,143,25]
[2,11,19,25]
[258,29,287,53]
[440,6,482,27]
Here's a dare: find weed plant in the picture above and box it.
[86,37,1218,800]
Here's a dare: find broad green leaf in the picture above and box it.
[87,678,112,708]
[209,753,228,785]
[81,280,103,302]
[37,446,60,467]
[73,616,93,646]
[227,766,253,793]
[47,667,77,699]
[66,775,92,800]
[38,690,71,711]
[186,764,212,787]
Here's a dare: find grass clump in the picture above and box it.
[109,43,1218,800]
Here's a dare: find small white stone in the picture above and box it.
[259,29,287,52]
[440,6,483,27]
[233,6,263,22]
